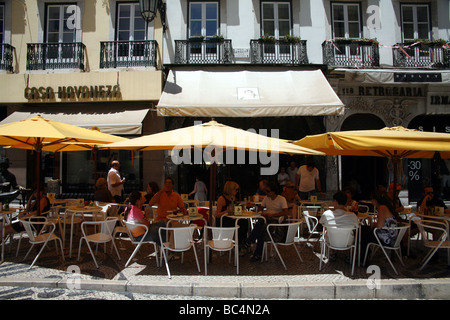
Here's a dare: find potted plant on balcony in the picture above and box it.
[353,38,379,46]
[429,38,449,47]
[258,34,276,43]
[207,35,225,43]
[282,35,301,44]
[189,35,205,42]
[334,38,353,45]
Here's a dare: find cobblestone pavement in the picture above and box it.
[1,230,450,301]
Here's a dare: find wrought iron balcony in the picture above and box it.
[100,40,158,68]
[322,40,379,68]
[175,39,233,64]
[0,43,14,72]
[27,42,85,71]
[250,39,309,65]
[393,43,450,68]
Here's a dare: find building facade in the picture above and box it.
[160,0,450,201]
[0,0,166,197]
[0,0,448,201]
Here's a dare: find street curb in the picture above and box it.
[1,277,450,299]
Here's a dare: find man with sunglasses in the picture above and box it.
[417,186,449,215]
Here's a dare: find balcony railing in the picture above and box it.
[0,43,14,72]
[393,43,450,68]
[27,42,85,71]
[100,40,158,68]
[322,40,379,68]
[175,39,233,64]
[250,40,309,64]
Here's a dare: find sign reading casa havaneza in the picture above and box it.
[24,85,121,100]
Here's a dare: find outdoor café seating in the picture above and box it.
[363,223,410,275]
[123,220,159,268]
[261,221,303,270]
[203,225,239,275]
[77,217,121,269]
[319,223,358,276]
[20,216,65,270]
[159,224,201,279]
[415,219,450,271]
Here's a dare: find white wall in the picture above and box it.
[163,0,450,67]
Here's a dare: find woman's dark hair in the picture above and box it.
[370,191,395,214]
[124,190,142,220]
[148,181,160,194]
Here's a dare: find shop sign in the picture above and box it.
[340,85,424,97]
[24,85,121,101]
[394,73,442,83]
[429,95,450,106]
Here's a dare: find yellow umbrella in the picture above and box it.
[294,126,450,206]
[0,115,127,206]
[294,126,450,159]
[101,120,324,223]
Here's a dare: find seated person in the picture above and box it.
[216,181,248,246]
[0,186,50,238]
[125,190,164,245]
[243,181,289,262]
[94,177,114,203]
[320,191,358,252]
[148,177,186,223]
[387,182,405,220]
[144,181,160,204]
[343,186,358,213]
[417,186,449,214]
[281,181,301,219]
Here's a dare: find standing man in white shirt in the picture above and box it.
[295,158,325,200]
[107,160,125,203]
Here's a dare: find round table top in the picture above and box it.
[167,213,204,221]
[65,206,103,212]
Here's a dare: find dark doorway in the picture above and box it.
[340,114,386,200]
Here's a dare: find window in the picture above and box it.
[189,2,218,38]
[261,2,291,38]
[46,4,76,44]
[117,2,146,41]
[45,4,77,61]
[401,4,430,41]
[116,2,147,59]
[331,2,361,39]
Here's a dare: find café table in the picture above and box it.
[62,206,103,257]
[0,209,17,263]
[220,211,266,234]
[167,213,206,226]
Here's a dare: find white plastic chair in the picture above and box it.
[77,217,121,268]
[112,211,128,245]
[301,210,322,249]
[320,223,358,276]
[262,222,303,270]
[363,223,410,275]
[415,219,450,271]
[123,220,159,268]
[61,208,85,257]
[203,226,239,275]
[20,216,65,269]
[158,225,200,279]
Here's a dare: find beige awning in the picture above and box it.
[156,67,345,117]
[0,106,149,135]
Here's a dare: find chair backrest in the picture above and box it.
[302,211,318,233]
[92,210,106,221]
[20,217,49,242]
[123,220,148,243]
[324,225,356,248]
[416,220,448,245]
[392,224,410,248]
[106,204,120,217]
[358,205,369,213]
[101,217,118,235]
[160,225,196,250]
